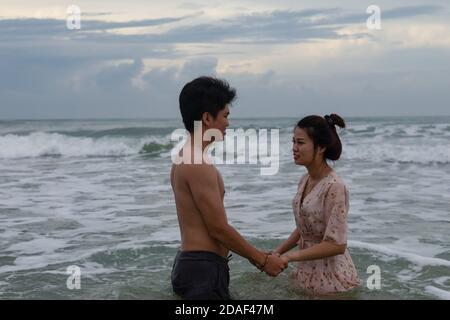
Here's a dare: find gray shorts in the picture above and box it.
[171,250,231,300]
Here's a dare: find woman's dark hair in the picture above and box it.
[179,76,236,132]
[296,114,346,161]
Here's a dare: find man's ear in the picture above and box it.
[202,112,212,127]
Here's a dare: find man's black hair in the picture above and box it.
[179,76,236,132]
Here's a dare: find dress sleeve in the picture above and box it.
[322,182,349,245]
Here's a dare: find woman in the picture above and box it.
[273,114,360,295]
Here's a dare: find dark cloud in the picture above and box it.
[0,55,219,119]
[0,14,195,41]
[383,5,445,19]
[0,4,449,118]
[94,59,144,90]
[1,5,444,45]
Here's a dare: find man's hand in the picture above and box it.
[262,250,280,257]
[263,254,288,277]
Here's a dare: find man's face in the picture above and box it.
[207,105,230,141]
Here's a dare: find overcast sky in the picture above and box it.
[1,0,449,119]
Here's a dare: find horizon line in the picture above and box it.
[2,115,450,121]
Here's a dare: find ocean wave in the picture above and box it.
[1,127,177,138]
[349,240,450,268]
[74,127,176,138]
[425,286,450,300]
[0,132,171,159]
[341,142,450,164]
[139,142,173,155]
[275,132,450,164]
[3,127,450,164]
[341,123,450,139]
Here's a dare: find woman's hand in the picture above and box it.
[262,250,281,257]
[263,254,288,277]
[280,254,290,264]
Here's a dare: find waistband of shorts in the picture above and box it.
[176,250,231,264]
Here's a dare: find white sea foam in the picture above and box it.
[342,142,450,164]
[1,118,450,298]
[0,246,108,274]
[0,132,171,159]
[7,238,68,255]
[424,286,450,300]
[2,122,450,164]
[349,240,450,268]
[433,276,450,286]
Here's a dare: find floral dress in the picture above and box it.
[290,170,360,295]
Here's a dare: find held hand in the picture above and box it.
[280,254,289,265]
[262,250,280,257]
[263,254,288,277]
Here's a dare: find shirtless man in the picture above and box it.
[170,77,287,300]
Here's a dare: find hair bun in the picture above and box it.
[324,115,334,126]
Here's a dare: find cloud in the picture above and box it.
[0,14,195,41]
[94,59,145,90]
[180,57,218,77]
[0,4,449,119]
[0,54,220,119]
[291,5,446,27]
[81,12,116,17]
[0,9,348,45]
[2,5,445,45]
[382,5,445,19]
[2,47,449,120]
[83,14,197,31]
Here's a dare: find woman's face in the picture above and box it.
[292,127,316,166]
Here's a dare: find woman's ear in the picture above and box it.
[317,146,326,156]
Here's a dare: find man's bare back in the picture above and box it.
[171,163,229,258]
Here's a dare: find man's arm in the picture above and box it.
[187,164,286,275]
